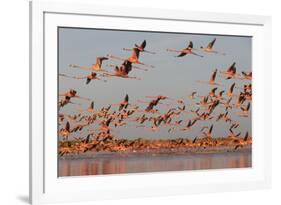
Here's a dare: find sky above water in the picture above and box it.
[58,27,252,140]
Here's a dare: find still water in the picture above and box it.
[59,150,251,177]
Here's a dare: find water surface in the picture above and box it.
[59,150,251,177]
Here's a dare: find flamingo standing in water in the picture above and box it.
[167,41,204,57]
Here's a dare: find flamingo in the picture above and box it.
[112,94,129,111]
[197,69,220,86]
[59,121,71,140]
[107,47,154,68]
[221,97,233,111]
[202,124,214,138]
[103,60,141,80]
[180,119,197,131]
[200,38,226,55]
[216,111,232,123]
[220,62,239,79]
[59,96,81,108]
[237,102,251,117]
[200,38,216,53]
[123,40,155,54]
[240,71,252,80]
[59,89,91,101]
[188,91,197,100]
[69,57,108,72]
[59,72,104,84]
[76,101,95,113]
[227,83,236,97]
[167,41,204,57]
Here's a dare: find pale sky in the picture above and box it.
[58,27,252,140]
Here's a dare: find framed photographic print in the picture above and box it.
[30,1,272,204]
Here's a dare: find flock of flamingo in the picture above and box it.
[58,38,252,157]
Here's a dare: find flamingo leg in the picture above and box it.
[136,61,155,68]
[166,48,183,53]
[69,64,92,71]
[107,54,126,62]
[143,50,156,54]
[107,64,148,71]
[122,48,132,51]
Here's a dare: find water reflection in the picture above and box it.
[59,150,251,177]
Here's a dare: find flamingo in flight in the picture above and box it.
[167,41,204,58]
[60,72,104,84]
[103,60,141,80]
[123,40,155,54]
[59,89,91,101]
[76,101,95,113]
[69,57,109,72]
[200,38,225,55]
[188,91,197,100]
[112,94,130,111]
[59,96,81,108]
[237,102,251,117]
[234,132,251,150]
[227,83,236,97]
[240,71,252,80]
[180,119,197,131]
[59,121,71,140]
[107,47,154,68]
[197,69,220,86]
[220,62,239,79]
[202,124,214,138]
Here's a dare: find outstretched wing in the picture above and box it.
[230,83,235,92]
[211,69,217,81]
[86,77,91,84]
[177,52,187,57]
[65,121,70,132]
[209,124,213,134]
[207,38,216,49]
[96,57,108,66]
[244,132,249,141]
[187,41,193,49]
[90,101,94,109]
[140,40,146,49]
[227,62,236,72]
[124,94,129,103]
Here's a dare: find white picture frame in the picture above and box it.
[30,1,272,204]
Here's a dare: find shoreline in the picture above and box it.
[59,144,251,160]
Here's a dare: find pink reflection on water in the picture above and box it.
[59,151,252,177]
